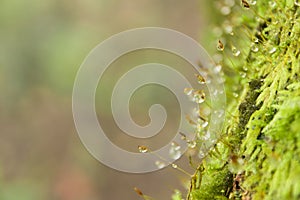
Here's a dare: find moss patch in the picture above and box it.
[186,1,300,199]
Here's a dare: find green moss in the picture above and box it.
[189,165,233,200]
[187,0,300,199]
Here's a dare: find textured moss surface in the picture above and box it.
[184,0,300,199]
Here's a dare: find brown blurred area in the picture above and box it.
[0,0,210,199]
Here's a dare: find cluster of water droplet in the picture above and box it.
[184,88,206,104]
[210,0,288,98]
[183,69,226,160]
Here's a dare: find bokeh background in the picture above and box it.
[0,0,214,199]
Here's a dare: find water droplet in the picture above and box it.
[221,6,231,15]
[241,0,250,9]
[240,72,247,78]
[217,77,226,84]
[155,160,166,169]
[233,92,239,98]
[169,142,181,160]
[214,109,225,118]
[217,40,225,51]
[212,88,219,97]
[214,64,222,73]
[251,43,259,52]
[213,27,223,37]
[200,120,209,128]
[268,1,277,8]
[184,88,194,96]
[269,47,277,54]
[188,140,197,148]
[138,145,148,153]
[171,163,178,169]
[249,0,257,5]
[186,115,197,126]
[223,23,233,35]
[202,131,211,140]
[225,0,235,7]
[212,53,223,63]
[295,0,300,6]
[195,74,205,84]
[252,36,259,43]
[179,132,187,141]
[171,142,181,151]
[205,78,212,84]
[192,90,206,104]
[231,46,241,57]
[198,151,205,159]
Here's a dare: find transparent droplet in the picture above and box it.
[155,160,166,169]
[179,132,187,141]
[213,27,223,37]
[225,0,235,7]
[269,47,277,54]
[169,143,181,160]
[217,40,225,51]
[171,163,178,169]
[241,0,250,9]
[205,78,212,84]
[212,53,223,63]
[192,90,206,104]
[212,88,219,97]
[138,145,148,153]
[186,115,197,126]
[240,72,247,78]
[268,1,277,8]
[223,23,233,35]
[202,106,211,116]
[184,88,194,96]
[202,131,211,140]
[188,140,197,149]
[195,74,205,84]
[295,0,300,6]
[214,109,225,118]
[214,64,222,73]
[231,46,241,57]
[198,151,205,159]
[221,6,231,15]
[217,77,226,84]
[252,36,259,43]
[200,120,209,128]
[233,92,239,98]
[251,43,259,52]
[171,142,181,151]
[249,0,257,5]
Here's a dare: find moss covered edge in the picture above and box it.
[177,1,300,200]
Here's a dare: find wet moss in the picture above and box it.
[186,1,300,199]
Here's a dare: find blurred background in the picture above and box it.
[0,0,214,199]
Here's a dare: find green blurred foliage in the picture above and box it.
[0,0,208,199]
